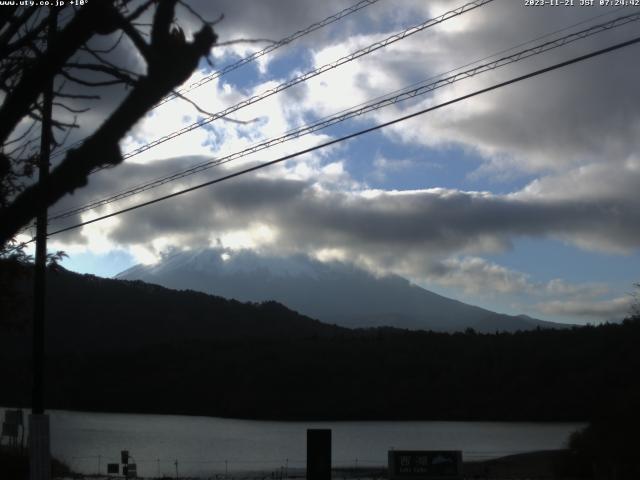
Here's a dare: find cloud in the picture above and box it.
[544,278,609,299]
[50,0,640,179]
[296,1,640,176]
[44,147,637,323]
[370,153,422,182]
[186,0,355,42]
[427,256,533,295]
[426,256,610,300]
[34,1,640,325]
[48,152,640,267]
[537,296,633,322]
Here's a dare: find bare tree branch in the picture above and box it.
[178,1,222,27]
[0,3,123,145]
[52,102,90,115]
[2,119,38,147]
[124,0,157,23]
[0,5,19,33]
[0,7,38,50]
[54,92,101,100]
[216,38,276,47]
[119,15,152,62]
[65,62,139,86]
[173,89,259,125]
[82,30,126,55]
[0,2,217,246]
[59,69,129,88]
[0,11,48,58]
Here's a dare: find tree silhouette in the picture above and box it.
[0,0,217,249]
[630,283,640,320]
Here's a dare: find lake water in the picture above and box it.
[1,408,583,478]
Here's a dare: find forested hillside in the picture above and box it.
[1,262,638,421]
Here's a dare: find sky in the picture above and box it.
[18,0,640,325]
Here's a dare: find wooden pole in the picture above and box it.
[29,8,56,480]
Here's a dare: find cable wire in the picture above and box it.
[162,0,382,104]
[49,0,383,160]
[47,11,640,222]
[96,0,495,168]
[39,0,496,229]
[30,34,640,243]
[52,5,624,219]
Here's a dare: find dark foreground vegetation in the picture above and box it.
[1,263,639,422]
[2,262,640,477]
[9,319,638,422]
[0,449,71,479]
[563,404,640,479]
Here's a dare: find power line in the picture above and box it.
[41,0,496,226]
[33,34,640,242]
[105,0,496,165]
[48,11,640,222]
[161,0,382,104]
[49,0,382,160]
[46,0,498,220]
[66,3,624,214]
[6,0,496,244]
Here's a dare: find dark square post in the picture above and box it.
[307,429,331,480]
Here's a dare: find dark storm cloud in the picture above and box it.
[538,296,631,321]
[47,0,382,166]
[47,19,148,158]
[48,155,640,262]
[378,1,640,170]
[50,0,640,173]
[42,2,640,278]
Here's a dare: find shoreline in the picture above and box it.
[46,450,571,480]
[0,404,589,424]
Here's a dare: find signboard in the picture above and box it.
[107,463,119,474]
[307,429,331,480]
[123,464,137,478]
[121,450,129,464]
[388,451,462,480]
[4,410,23,425]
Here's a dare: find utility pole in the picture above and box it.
[29,7,57,480]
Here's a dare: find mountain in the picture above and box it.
[0,262,346,356]
[2,260,636,421]
[117,248,566,332]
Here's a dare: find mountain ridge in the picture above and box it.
[2,259,635,422]
[117,248,569,332]
[0,262,347,356]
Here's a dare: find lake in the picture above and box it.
[1,408,583,478]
